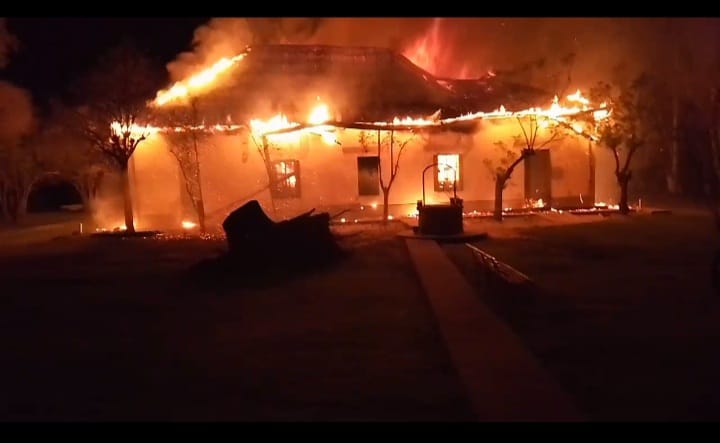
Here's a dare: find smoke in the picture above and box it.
[0,81,34,143]
[166,18,720,95]
[165,18,432,82]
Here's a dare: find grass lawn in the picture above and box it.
[0,224,473,421]
[445,212,720,421]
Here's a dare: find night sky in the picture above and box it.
[3,18,210,104]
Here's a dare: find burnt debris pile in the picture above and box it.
[187,200,344,289]
[223,200,343,268]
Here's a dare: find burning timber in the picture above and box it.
[101,44,618,232]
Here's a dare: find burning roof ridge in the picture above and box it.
[245,43,397,54]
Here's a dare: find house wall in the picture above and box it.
[126,118,616,229]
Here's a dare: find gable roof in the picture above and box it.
[163,44,552,124]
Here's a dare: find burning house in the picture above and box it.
[111,44,616,230]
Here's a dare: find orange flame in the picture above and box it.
[402,18,475,79]
[153,53,247,107]
[250,99,338,145]
[357,90,610,141]
[110,121,161,139]
[181,220,198,230]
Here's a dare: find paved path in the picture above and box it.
[405,238,582,421]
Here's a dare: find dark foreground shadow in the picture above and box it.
[176,200,350,295]
[177,247,349,295]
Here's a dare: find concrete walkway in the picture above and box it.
[405,238,583,421]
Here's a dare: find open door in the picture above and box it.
[524,149,552,205]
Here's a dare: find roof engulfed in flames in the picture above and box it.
[113,45,610,145]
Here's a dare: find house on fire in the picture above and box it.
[120,44,616,229]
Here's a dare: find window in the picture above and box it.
[271,160,300,198]
[434,154,463,192]
[357,156,380,196]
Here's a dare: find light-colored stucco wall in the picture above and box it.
[120,118,616,229]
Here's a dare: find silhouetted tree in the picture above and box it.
[36,104,107,213]
[0,23,37,223]
[73,44,161,233]
[484,115,562,221]
[592,74,658,214]
[359,129,416,224]
[0,136,40,223]
[159,98,213,233]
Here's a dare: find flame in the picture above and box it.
[250,99,337,145]
[118,87,609,144]
[153,53,247,107]
[525,198,546,209]
[594,201,620,210]
[567,89,590,106]
[250,114,298,136]
[110,121,161,139]
[356,92,609,143]
[402,18,475,79]
[307,101,330,125]
[181,220,197,230]
[95,224,127,233]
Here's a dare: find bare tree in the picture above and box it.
[0,139,41,223]
[705,83,720,203]
[359,129,415,224]
[37,105,108,213]
[0,22,38,224]
[159,98,211,232]
[592,75,657,214]
[484,115,561,221]
[0,79,37,223]
[73,44,161,233]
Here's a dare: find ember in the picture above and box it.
[181,220,198,230]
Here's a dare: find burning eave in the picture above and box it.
[141,44,610,143]
[261,119,480,138]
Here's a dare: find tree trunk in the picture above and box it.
[0,185,9,222]
[197,197,206,233]
[14,187,30,224]
[494,177,505,221]
[193,134,207,234]
[7,190,19,224]
[75,180,92,215]
[667,94,682,194]
[260,139,278,217]
[587,141,596,206]
[618,174,631,215]
[122,167,136,233]
[382,189,390,225]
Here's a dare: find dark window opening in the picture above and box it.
[357,156,380,196]
[524,149,552,205]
